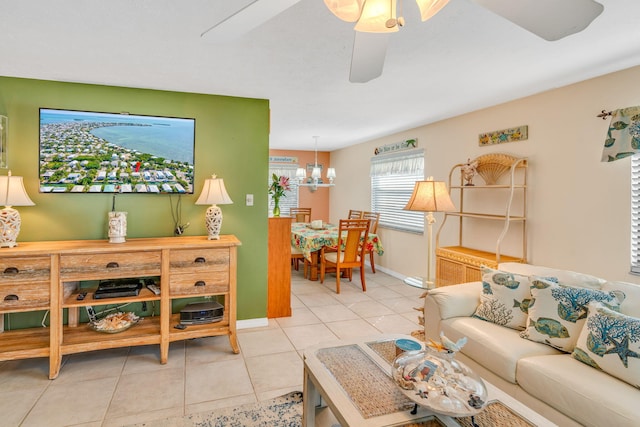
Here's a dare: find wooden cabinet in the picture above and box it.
[0,235,241,379]
[435,154,527,287]
[268,217,292,318]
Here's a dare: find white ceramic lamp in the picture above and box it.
[195,174,233,240]
[403,177,455,288]
[0,172,35,248]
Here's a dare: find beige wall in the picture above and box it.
[331,64,640,284]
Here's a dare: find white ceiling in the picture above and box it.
[1,0,640,151]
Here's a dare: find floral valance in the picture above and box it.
[370,149,424,177]
[601,106,640,162]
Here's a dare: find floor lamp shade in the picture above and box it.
[0,173,35,248]
[195,175,233,240]
[403,177,455,288]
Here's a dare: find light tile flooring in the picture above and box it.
[0,268,424,427]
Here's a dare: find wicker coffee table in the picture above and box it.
[302,334,557,427]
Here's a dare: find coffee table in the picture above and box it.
[302,334,557,427]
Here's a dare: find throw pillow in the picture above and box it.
[572,301,640,388]
[472,267,534,330]
[519,278,625,352]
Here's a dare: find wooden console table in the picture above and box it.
[0,235,241,379]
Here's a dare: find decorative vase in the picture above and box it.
[391,349,487,417]
[273,199,280,217]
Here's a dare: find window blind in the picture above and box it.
[371,149,425,233]
[631,154,640,274]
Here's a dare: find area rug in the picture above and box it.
[129,391,303,427]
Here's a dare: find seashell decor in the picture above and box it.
[473,153,527,185]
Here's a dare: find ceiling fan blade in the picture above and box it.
[349,32,390,83]
[472,0,604,41]
[201,0,302,43]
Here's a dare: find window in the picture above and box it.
[631,154,640,274]
[371,149,425,233]
[268,164,299,216]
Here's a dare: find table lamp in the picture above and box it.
[403,177,455,288]
[0,171,35,248]
[195,174,233,240]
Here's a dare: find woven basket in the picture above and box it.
[473,153,525,185]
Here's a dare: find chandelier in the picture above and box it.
[324,0,450,33]
[296,136,336,192]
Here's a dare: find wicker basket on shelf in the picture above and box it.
[474,153,527,185]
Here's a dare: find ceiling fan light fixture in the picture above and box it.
[354,0,400,33]
[324,0,365,22]
[415,0,450,22]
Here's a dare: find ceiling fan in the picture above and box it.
[201,0,604,83]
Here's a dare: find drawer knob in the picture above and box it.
[106,262,120,269]
[194,257,206,264]
[3,267,19,274]
[4,294,18,301]
[194,280,206,287]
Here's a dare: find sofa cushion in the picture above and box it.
[519,279,624,352]
[440,316,561,384]
[572,301,640,388]
[517,354,640,427]
[498,262,605,289]
[472,267,534,330]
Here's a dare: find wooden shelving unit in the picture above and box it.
[0,235,241,379]
[435,154,528,286]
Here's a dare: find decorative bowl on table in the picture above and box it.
[89,311,140,333]
[391,348,488,417]
[309,220,325,230]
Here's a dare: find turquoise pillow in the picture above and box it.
[572,301,640,388]
[520,279,625,352]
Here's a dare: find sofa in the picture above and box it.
[424,262,640,427]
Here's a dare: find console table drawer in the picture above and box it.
[60,251,161,280]
[0,281,49,311]
[169,271,229,296]
[0,257,50,284]
[169,248,230,273]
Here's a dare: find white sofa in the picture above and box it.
[424,263,640,427]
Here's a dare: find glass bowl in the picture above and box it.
[391,349,488,417]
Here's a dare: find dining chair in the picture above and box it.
[320,218,370,294]
[348,209,364,219]
[290,207,312,222]
[362,211,381,273]
[291,245,309,277]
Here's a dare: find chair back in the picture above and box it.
[290,207,311,222]
[348,209,364,219]
[362,211,380,234]
[338,219,370,264]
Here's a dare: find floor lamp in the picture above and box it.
[403,177,456,289]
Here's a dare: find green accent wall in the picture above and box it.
[0,76,269,321]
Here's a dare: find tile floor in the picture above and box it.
[0,267,425,427]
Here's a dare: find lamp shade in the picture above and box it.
[354,0,400,33]
[195,175,233,206]
[415,0,450,21]
[0,174,35,207]
[324,0,364,22]
[403,178,455,212]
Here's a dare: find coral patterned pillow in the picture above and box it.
[520,279,625,352]
[572,302,640,388]
[472,267,534,330]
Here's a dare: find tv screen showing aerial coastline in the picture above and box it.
[39,108,195,194]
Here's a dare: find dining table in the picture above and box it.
[291,222,384,281]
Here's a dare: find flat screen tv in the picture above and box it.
[39,108,195,194]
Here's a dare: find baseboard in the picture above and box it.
[237,317,269,329]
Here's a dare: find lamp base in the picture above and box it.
[205,205,222,240]
[0,207,21,248]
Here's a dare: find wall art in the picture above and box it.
[479,125,528,146]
